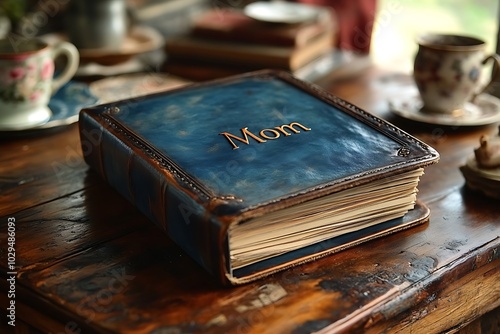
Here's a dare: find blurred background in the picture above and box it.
[371,0,499,72]
[0,0,498,75]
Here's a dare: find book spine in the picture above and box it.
[164,30,334,72]
[164,38,293,69]
[79,110,229,284]
[191,27,299,47]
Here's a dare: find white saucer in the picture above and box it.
[0,81,98,135]
[244,1,320,24]
[89,73,189,104]
[389,93,500,126]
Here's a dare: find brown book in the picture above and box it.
[165,29,334,71]
[191,8,335,47]
[163,50,372,83]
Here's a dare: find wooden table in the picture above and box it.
[1,67,499,333]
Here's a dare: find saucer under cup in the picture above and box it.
[0,100,51,130]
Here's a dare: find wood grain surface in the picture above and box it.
[0,68,498,333]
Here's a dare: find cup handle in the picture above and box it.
[50,41,80,94]
[472,54,500,102]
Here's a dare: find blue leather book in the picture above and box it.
[79,70,439,285]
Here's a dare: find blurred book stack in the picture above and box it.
[163,7,337,81]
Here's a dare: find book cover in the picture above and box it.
[191,8,335,47]
[79,70,439,285]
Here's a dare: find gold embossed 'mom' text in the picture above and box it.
[219,122,312,150]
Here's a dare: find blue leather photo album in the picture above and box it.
[79,70,439,285]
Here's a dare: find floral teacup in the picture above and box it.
[413,34,500,115]
[0,38,79,130]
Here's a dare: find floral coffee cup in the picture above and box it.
[0,38,79,129]
[413,34,500,115]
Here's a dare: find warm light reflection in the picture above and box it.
[371,0,499,73]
